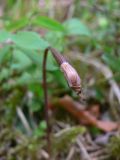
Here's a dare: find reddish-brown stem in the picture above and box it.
[43,47,51,157]
[43,47,66,157]
[43,47,81,158]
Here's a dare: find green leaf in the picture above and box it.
[102,54,120,72]
[0,30,12,43]
[45,31,65,51]
[64,18,91,36]
[20,48,43,65]
[12,31,49,50]
[20,48,58,71]
[11,49,32,70]
[6,17,29,31]
[33,16,65,31]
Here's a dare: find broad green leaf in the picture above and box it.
[45,32,65,51]
[12,31,49,50]
[0,30,12,43]
[20,48,58,71]
[64,18,91,36]
[6,17,29,31]
[102,54,120,72]
[20,48,42,65]
[33,16,65,31]
[11,49,32,70]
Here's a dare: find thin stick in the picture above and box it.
[16,107,32,135]
[43,47,51,157]
[77,136,91,160]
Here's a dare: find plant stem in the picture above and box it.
[43,47,51,158]
[43,47,65,158]
[43,47,81,158]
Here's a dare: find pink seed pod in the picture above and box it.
[60,62,82,95]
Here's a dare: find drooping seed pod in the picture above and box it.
[60,62,82,95]
[48,47,82,95]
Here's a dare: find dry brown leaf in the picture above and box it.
[97,121,118,132]
[55,95,118,132]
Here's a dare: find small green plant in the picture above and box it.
[2,1,120,159]
[0,16,90,158]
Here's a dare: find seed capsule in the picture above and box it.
[60,62,81,95]
[48,47,82,96]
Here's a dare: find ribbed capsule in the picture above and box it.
[60,62,81,95]
[48,47,82,96]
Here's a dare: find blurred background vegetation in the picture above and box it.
[0,0,120,159]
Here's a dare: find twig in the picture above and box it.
[66,146,75,160]
[43,48,51,156]
[16,107,32,135]
[90,148,109,160]
[77,136,91,160]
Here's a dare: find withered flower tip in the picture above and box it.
[60,62,81,95]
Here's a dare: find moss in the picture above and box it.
[52,126,86,154]
[107,135,120,160]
